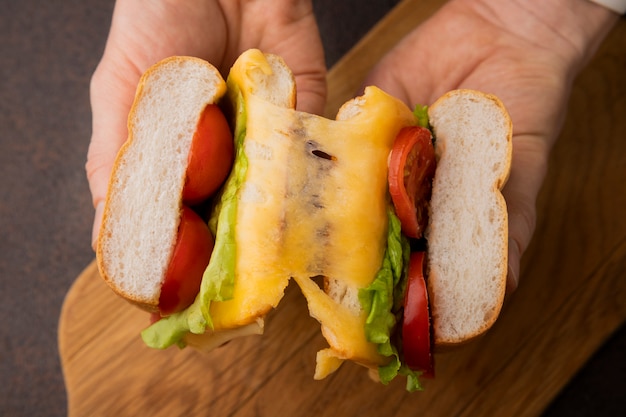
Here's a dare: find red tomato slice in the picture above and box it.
[158,206,214,316]
[388,126,436,239]
[402,251,434,377]
[183,104,234,205]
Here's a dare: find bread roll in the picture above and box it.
[426,89,512,346]
[97,57,227,311]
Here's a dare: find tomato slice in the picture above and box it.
[388,126,436,239]
[158,206,214,316]
[402,251,434,377]
[183,104,234,205]
[149,312,161,325]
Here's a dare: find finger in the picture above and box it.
[232,0,326,114]
[502,134,549,294]
[293,64,327,115]
[277,28,327,114]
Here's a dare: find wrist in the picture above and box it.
[465,0,619,71]
[566,0,622,67]
[587,0,626,14]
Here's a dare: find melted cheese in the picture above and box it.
[183,319,264,352]
[209,50,416,371]
[293,274,387,377]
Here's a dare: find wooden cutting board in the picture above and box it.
[59,1,626,416]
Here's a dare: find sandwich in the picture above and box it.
[96,49,512,391]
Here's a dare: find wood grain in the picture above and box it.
[59,1,626,415]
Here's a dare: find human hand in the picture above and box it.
[363,0,618,293]
[86,0,326,248]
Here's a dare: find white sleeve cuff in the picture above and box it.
[588,0,626,14]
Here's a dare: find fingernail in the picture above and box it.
[91,201,104,251]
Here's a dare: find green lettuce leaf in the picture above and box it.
[141,85,248,349]
[413,104,429,129]
[359,209,423,391]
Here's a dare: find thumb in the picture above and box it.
[85,64,137,250]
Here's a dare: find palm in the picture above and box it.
[365,1,577,291]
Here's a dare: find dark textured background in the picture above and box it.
[1,0,623,415]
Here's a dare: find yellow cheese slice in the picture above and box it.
[209,50,416,371]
